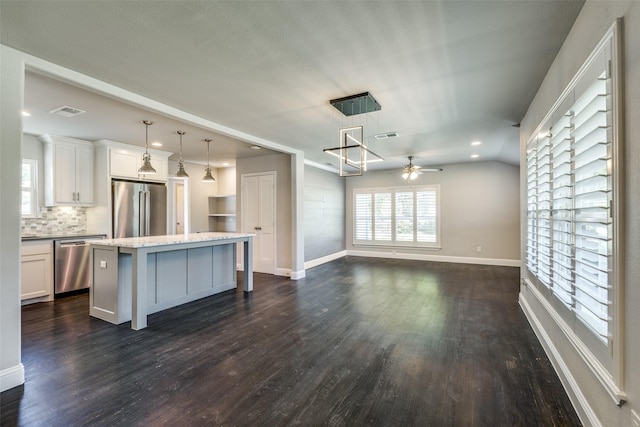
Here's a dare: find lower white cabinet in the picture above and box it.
[21,241,53,302]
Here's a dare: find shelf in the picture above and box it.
[208,194,237,232]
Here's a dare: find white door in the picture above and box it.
[175,183,185,234]
[242,172,275,274]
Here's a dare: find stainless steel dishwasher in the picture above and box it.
[54,235,105,295]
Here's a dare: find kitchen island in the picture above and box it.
[89,232,254,330]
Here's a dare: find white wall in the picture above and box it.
[168,159,219,233]
[345,160,520,264]
[167,160,237,233]
[0,46,25,392]
[519,2,640,426]
[236,153,292,271]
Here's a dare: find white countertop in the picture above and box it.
[88,232,254,248]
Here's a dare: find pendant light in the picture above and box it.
[138,120,157,175]
[202,138,216,182]
[174,130,189,179]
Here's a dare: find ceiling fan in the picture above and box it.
[402,156,442,180]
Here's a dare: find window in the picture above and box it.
[21,159,38,217]
[354,185,440,247]
[524,21,623,402]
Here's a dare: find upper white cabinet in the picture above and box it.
[40,135,94,206]
[95,140,170,182]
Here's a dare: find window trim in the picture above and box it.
[353,185,441,249]
[21,158,39,218]
[523,20,624,404]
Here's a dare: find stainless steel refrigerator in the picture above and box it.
[112,180,167,238]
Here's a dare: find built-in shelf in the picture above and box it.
[208,195,236,232]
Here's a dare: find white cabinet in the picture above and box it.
[95,140,170,182]
[41,135,94,206]
[21,241,53,302]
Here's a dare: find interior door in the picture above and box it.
[242,172,275,274]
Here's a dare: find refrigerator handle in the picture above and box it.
[138,191,145,237]
[144,191,151,236]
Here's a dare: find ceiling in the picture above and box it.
[1,1,584,171]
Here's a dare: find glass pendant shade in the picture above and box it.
[174,130,189,179]
[138,120,157,175]
[202,139,216,182]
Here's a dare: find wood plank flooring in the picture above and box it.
[1,257,581,426]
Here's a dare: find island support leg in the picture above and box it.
[131,249,148,330]
[243,238,253,293]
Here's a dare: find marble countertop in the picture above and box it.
[89,232,255,248]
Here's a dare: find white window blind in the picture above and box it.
[526,68,613,343]
[354,185,440,248]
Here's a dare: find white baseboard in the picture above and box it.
[346,249,520,267]
[304,250,347,270]
[0,363,25,393]
[290,269,305,280]
[519,292,602,427]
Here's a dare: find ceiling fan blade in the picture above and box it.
[421,168,443,172]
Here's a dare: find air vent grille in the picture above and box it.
[49,106,86,117]
[374,132,399,140]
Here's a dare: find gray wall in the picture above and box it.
[303,165,345,262]
[519,2,640,425]
[236,153,292,270]
[345,160,520,262]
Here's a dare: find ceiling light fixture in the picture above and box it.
[402,156,422,181]
[471,154,479,159]
[250,145,261,150]
[174,130,189,179]
[471,141,482,146]
[21,111,31,117]
[151,142,163,147]
[202,139,216,182]
[138,120,157,175]
[402,156,443,181]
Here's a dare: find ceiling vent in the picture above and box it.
[49,105,86,117]
[330,92,381,116]
[374,132,399,140]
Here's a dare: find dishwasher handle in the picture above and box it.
[58,240,89,247]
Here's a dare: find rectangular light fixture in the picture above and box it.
[330,92,381,116]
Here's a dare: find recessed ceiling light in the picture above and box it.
[471,154,479,159]
[250,145,261,150]
[151,142,163,147]
[471,141,481,146]
[222,162,230,166]
[21,111,31,117]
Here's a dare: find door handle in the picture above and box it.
[254,226,262,230]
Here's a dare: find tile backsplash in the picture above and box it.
[21,206,87,235]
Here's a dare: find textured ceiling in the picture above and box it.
[1,1,584,171]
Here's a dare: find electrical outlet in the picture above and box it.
[100,260,107,269]
[476,246,482,253]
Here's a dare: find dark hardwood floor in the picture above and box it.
[1,257,581,426]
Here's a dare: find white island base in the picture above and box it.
[89,233,253,330]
